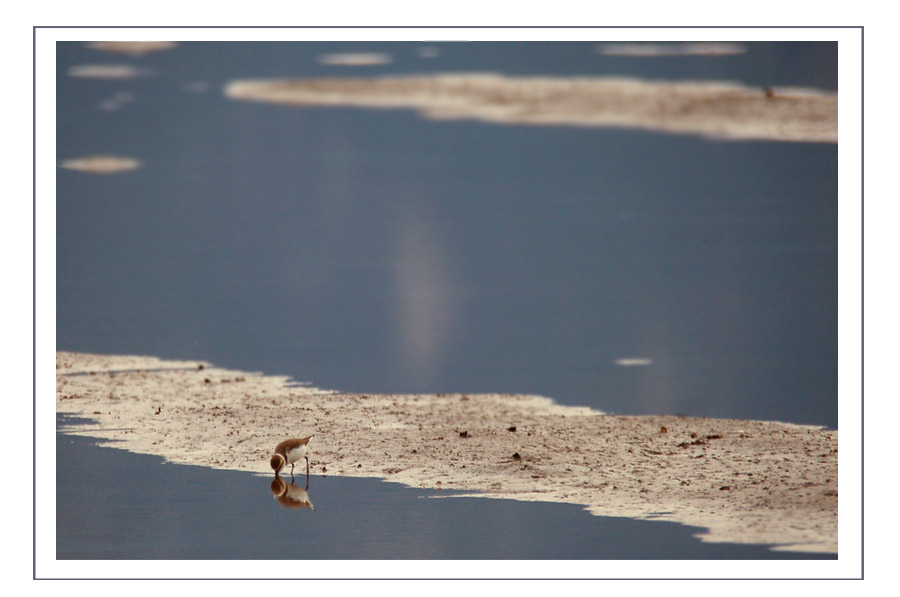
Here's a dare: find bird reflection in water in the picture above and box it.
[270,475,315,510]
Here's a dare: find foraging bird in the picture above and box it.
[270,437,312,479]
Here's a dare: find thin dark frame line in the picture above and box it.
[35,26,861,580]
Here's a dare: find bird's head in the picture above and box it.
[270,453,286,474]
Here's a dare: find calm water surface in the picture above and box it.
[56,41,838,428]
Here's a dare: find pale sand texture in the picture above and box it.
[596,43,749,57]
[317,52,394,66]
[224,74,837,143]
[85,41,178,55]
[60,156,142,174]
[67,64,149,79]
[56,352,837,553]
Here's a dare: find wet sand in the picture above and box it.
[55,351,837,553]
[224,74,837,143]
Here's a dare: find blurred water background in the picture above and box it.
[56,41,838,430]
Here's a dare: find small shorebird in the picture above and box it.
[270,437,312,479]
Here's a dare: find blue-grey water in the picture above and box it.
[55,41,838,560]
[56,41,837,428]
[57,415,830,560]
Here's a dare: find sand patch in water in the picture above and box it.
[224,73,837,143]
[56,351,837,553]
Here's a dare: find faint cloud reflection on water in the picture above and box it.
[392,209,456,387]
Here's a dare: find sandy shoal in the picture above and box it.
[56,351,837,553]
[224,74,837,143]
[60,156,142,174]
[85,41,178,55]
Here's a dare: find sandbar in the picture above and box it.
[59,156,142,174]
[317,52,393,66]
[85,41,178,55]
[224,73,837,143]
[596,43,748,57]
[67,64,149,79]
[56,351,837,553]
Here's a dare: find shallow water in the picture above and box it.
[57,416,832,560]
[55,41,837,428]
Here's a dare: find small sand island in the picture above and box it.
[60,156,142,174]
[56,352,837,554]
[224,74,837,143]
[317,52,393,66]
[85,41,178,56]
[596,42,749,57]
[67,64,150,79]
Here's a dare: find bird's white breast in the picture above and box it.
[285,444,308,463]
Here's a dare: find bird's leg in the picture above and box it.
[306,456,310,477]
